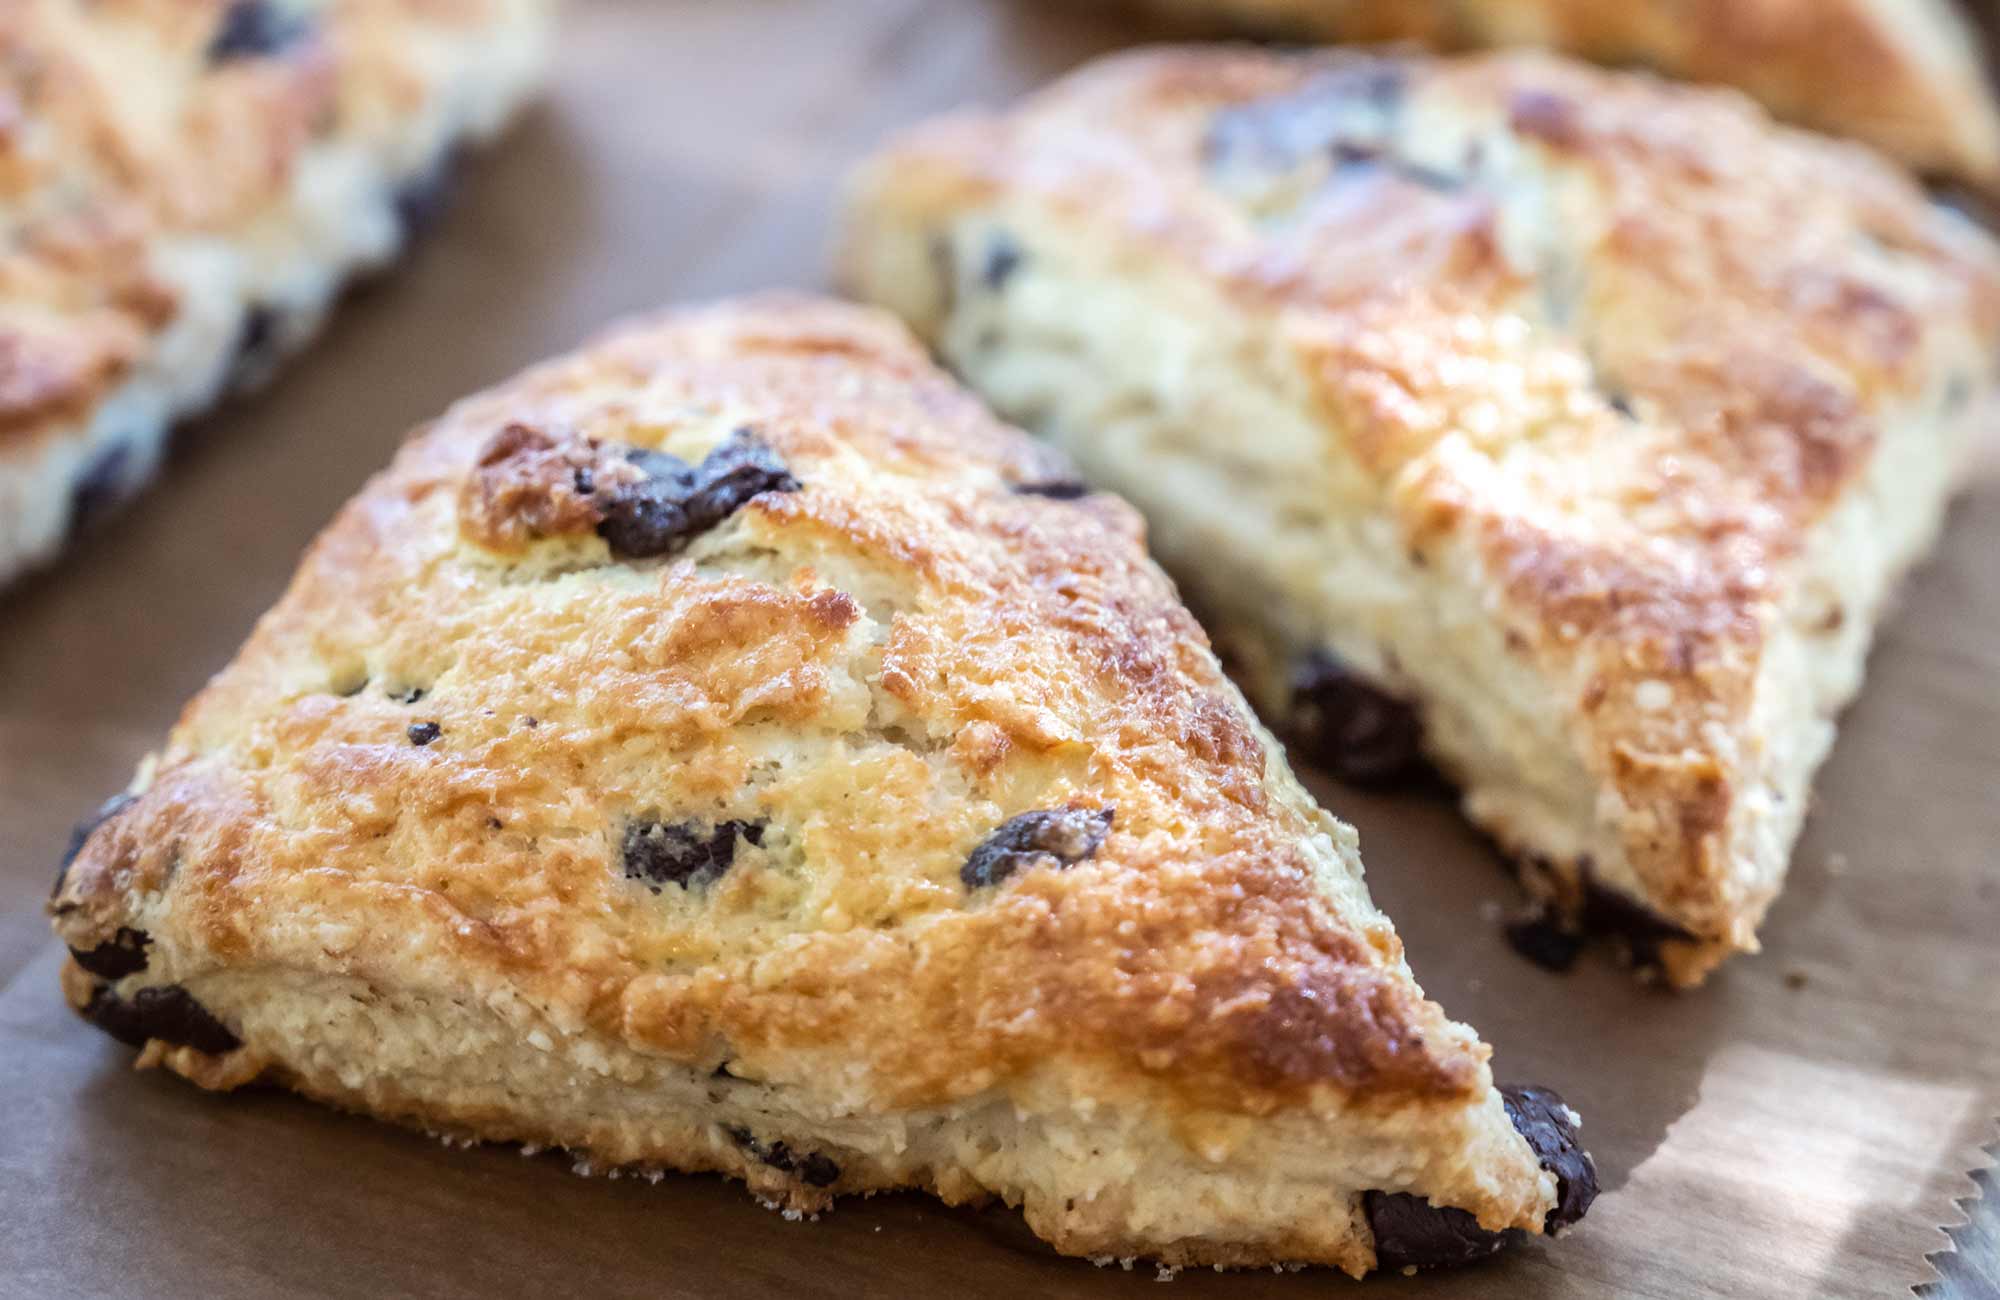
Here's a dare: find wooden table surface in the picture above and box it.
[2,3,1996,1296]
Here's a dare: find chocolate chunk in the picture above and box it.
[1012,478,1091,500]
[981,232,1023,290]
[1329,141,1461,192]
[67,442,133,539]
[206,0,313,62]
[1499,1084,1598,1234]
[69,927,152,980]
[1289,650,1427,788]
[1503,906,1585,973]
[1204,58,1407,175]
[395,150,464,238]
[1363,1083,1594,1271]
[226,304,285,388]
[960,807,1113,890]
[81,984,241,1055]
[1363,1192,1519,1272]
[594,430,799,559]
[52,793,137,898]
[407,721,442,746]
[622,819,764,891]
[1509,89,1584,150]
[725,1127,840,1187]
[1580,866,1695,971]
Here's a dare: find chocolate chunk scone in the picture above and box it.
[0,0,554,587]
[1092,0,2000,189]
[48,296,1594,1275]
[842,48,2000,986]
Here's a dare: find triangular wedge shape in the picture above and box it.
[49,296,1592,1276]
[1094,0,2000,189]
[841,49,2000,986]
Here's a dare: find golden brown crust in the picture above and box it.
[51,294,1488,1116]
[1109,0,2000,185]
[843,48,2000,979]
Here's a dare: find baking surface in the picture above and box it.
[1,2,1996,1296]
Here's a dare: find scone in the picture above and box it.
[48,295,1595,1275]
[1092,0,2000,189]
[841,48,2000,986]
[0,0,554,587]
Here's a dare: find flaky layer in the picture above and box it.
[50,295,1570,1272]
[841,47,2000,983]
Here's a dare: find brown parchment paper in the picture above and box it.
[1,3,1996,1296]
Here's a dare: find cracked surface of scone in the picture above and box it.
[0,0,554,586]
[1095,0,2000,188]
[47,295,1595,1275]
[841,47,2000,986]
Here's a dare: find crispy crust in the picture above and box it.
[48,294,1564,1271]
[841,48,2000,984]
[1104,0,2000,186]
[0,0,553,583]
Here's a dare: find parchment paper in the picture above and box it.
[2,3,1995,1295]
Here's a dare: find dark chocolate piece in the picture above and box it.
[1508,89,1584,151]
[51,793,137,898]
[81,984,241,1055]
[407,721,442,746]
[395,150,465,239]
[67,442,133,539]
[1580,866,1696,971]
[981,232,1023,290]
[1504,860,1697,975]
[594,430,799,560]
[1499,1084,1598,1234]
[1329,141,1462,192]
[206,0,313,62]
[1503,906,1585,973]
[1363,1192,1519,1272]
[1288,650,1427,788]
[1011,478,1092,500]
[960,807,1113,890]
[725,1127,841,1188]
[1363,1082,1594,1271]
[1205,59,1407,171]
[622,819,764,891]
[69,927,152,980]
[226,304,286,389]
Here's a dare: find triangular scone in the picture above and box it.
[49,296,1592,1276]
[842,49,2000,986]
[1098,0,2000,189]
[0,0,553,587]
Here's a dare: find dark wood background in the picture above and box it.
[1,3,1994,1295]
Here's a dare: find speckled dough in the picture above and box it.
[1097,0,2000,187]
[841,47,2000,986]
[0,0,554,586]
[48,295,1593,1275]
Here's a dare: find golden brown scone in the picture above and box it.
[48,295,1595,1276]
[1099,0,2000,188]
[0,0,554,587]
[841,48,2000,986]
